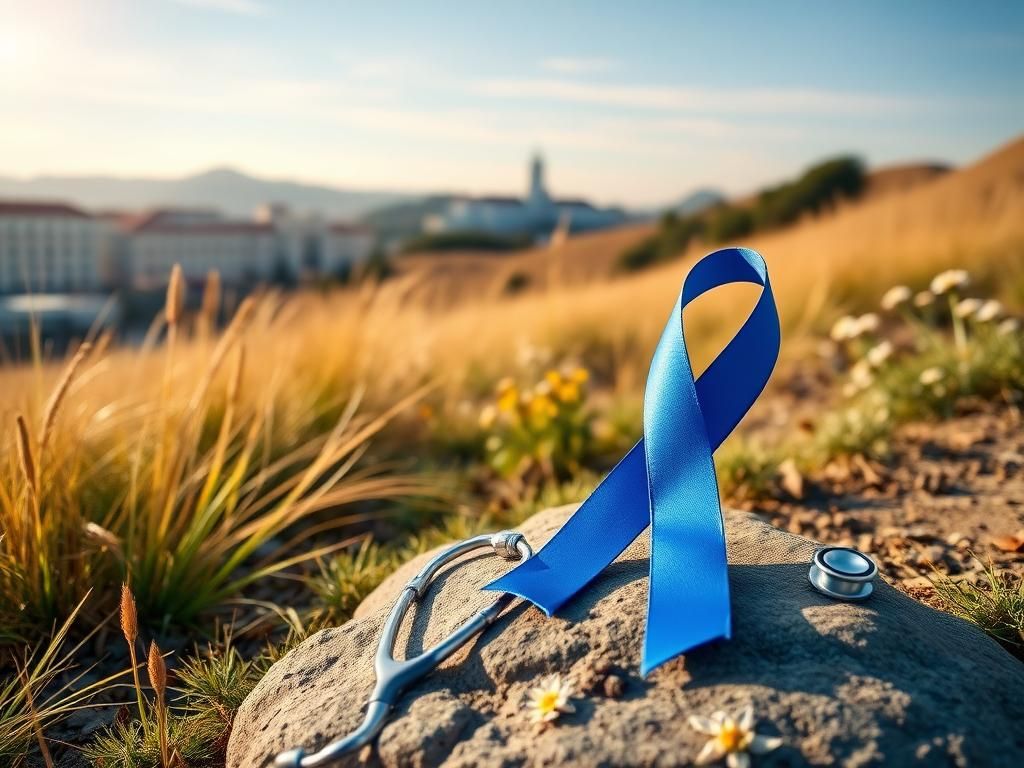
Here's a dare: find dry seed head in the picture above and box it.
[84,522,123,555]
[229,295,257,335]
[41,341,92,449]
[166,264,185,326]
[14,414,36,492]
[201,270,222,321]
[119,583,138,644]
[147,641,167,697]
[228,343,245,404]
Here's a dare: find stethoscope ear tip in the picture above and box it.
[274,748,305,767]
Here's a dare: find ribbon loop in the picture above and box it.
[485,247,780,674]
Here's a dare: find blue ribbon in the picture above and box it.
[485,247,780,674]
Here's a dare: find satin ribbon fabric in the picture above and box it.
[485,247,780,674]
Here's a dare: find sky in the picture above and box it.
[0,0,1022,206]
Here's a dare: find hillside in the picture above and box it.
[396,135,1024,313]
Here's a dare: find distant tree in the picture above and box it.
[503,271,531,295]
[401,230,533,254]
[269,258,296,288]
[755,156,865,229]
[616,235,662,272]
[359,248,394,282]
[705,206,754,243]
[333,258,353,285]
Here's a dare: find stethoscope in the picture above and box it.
[274,533,875,766]
[275,530,534,767]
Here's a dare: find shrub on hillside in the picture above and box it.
[617,155,865,271]
[755,156,865,229]
[402,230,533,254]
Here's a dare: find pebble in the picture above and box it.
[602,674,625,699]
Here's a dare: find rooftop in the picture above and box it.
[0,200,91,218]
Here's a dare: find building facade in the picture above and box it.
[423,155,625,238]
[0,202,108,293]
[126,209,277,288]
[0,200,375,294]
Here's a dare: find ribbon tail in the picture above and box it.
[484,440,651,614]
[641,452,731,674]
[639,286,731,675]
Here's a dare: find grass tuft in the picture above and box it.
[933,561,1024,659]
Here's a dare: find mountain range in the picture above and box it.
[0,167,414,221]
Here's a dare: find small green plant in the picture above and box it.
[82,714,222,768]
[932,561,1024,659]
[478,366,593,482]
[86,589,273,767]
[309,539,401,624]
[715,439,787,503]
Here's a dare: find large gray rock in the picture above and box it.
[229,506,1024,767]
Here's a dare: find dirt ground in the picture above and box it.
[747,401,1024,602]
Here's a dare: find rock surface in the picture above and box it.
[228,505,1024,767]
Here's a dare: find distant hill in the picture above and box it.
[672,188,725,216]
[395,133,1024,304]
[0,167,416,220]
[863,162,951,199]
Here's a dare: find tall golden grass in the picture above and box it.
[0,278,434,641]
[0,135,1021,641]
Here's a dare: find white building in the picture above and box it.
[0,199,373,294]
[126,208,277,287]
[254,204,373,280]
[424,155,625,239]
[0,201,108,293]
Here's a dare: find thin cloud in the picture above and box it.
[172,0,267,16]
[540,57,618,75]
[475,77,921,115]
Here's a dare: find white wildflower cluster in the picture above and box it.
[830,313,880,343]
[835,266,1023,404]
[929,269,969,295]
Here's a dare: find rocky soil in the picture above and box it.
[751,404,1024,601]
[229,505,1024,767]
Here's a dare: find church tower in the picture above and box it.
[527,152,551,210]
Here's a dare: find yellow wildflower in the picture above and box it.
[556,380,581,404]
[497,386,519,413]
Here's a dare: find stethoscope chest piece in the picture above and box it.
[808,546,877,601]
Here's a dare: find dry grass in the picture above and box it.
[0,595,114,766]
[0,279,435,641]
[0,135,1021,645]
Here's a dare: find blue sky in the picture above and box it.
[1,0,1021,205]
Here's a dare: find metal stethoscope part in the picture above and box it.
[275,530,533,767]
[808,546,878,601]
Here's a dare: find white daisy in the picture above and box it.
[689,705,783,767]
[850,359,874,389]
[829,315,859,342]
[880,285,912,311]
[913,290,935,308]
[866,340,893,368]
[855,313,880,335]
[930,269,969,295]
[954,297,982,318]
[919,367,944,386]
[526,674,576,725]
[975,300,1002,323]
